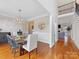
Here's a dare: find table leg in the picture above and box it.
[20,47,25,56]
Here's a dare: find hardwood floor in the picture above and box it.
[0,43,37,59]
[37,37,79,59]
[0,37,79,59]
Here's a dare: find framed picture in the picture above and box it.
[38,23,45,30]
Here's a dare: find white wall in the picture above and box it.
[58,14,74,24]
[0,16,27,35]
[34,16,50,44]
[34,16,50,32]
[38,0,58,48]
[0,17,17,34]
[72,18,79,48]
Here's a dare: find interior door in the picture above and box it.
[28,21,34,34]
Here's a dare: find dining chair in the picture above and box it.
[7,35,13,48]
[22,34,38,59]
[11,40,20,57]
[7,35,20,57]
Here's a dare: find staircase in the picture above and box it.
[58,1,75,15]
[37,0,75,15]
[76,3,79,16]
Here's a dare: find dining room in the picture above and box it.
[0,14,38,59]
[0,0,79,59]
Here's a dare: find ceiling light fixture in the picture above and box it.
[16,9,22,30]
[17,9,22,22]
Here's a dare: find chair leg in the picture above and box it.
[36,48,37,59]
[12,48,17,57]
[13,49,16,57]
[36,48,37,54]
[28,52,31,59]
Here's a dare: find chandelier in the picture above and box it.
[16,9,22,30]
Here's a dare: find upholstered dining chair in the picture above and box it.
[7,35,20,57]
[7,35,12,47]
[22,34,38,59]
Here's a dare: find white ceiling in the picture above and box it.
[0,0,75,19]
[0,0,48,19]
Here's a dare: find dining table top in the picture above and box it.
[11,35,26,44]
[16,39,25,44]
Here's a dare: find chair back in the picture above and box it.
[26,34,38,52]
[7,35,13,46]
[11,40,19,48]
[7,35,18,48]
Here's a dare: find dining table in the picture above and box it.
[12,35,27,56]
[17,40,27,56]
